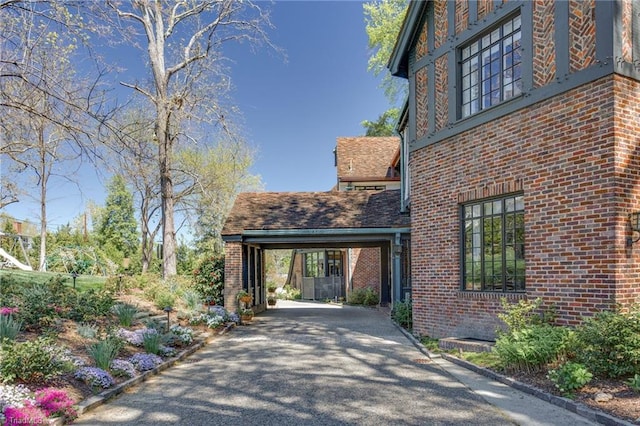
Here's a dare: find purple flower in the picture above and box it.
[109,359,137,379]
[74,367,115,389]
[129,353,163,372]
[117,328,158,347]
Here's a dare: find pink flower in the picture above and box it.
[3,401,48,425]
[34,388,77,420]
[0,307,18,316]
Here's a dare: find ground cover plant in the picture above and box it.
[402,298,640,424]
[0,270,238,425]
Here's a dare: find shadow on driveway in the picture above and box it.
[75,301,515,425]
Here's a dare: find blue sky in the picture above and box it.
[3,1,398,229]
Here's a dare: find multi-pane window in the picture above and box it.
[462,195,525,292]
[460,14,522,118]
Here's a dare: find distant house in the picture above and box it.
[388,0,640,340]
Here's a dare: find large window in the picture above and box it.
[460,14,522,118]
[462,194,525,292]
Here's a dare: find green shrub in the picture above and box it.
[77,323,99,339]
[573,307,640,378]
[348,287,378,306]
[112,303,138,327]
[391,300,412,329]
[67,289,115,322]
[154,292,176,310]
[493,324,570,373]
[626,374,640,392]
[192,255,225,305]
[0,338,70,383]
[547,362,593,396]
[277,285,300,300]
[181,290,202,311]
[87,338,122,371]
[497,297,553,335]
[142,331,163,355]
[14,283,59,330]
[0,314,22,341]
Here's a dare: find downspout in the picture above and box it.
[393,232,403,306]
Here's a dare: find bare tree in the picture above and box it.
[94,0,276,278]
[0,2,104,270]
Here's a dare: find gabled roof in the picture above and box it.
[335,136,400,182]
[222,190,410,237]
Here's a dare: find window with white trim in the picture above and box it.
[460,14,522,118]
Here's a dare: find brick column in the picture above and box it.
[224,242,243,312]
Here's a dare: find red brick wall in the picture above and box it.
[350,248,381,292]
[223,242,243,311]
[410,75,640,340]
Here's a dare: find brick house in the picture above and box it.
[285,136,407,301]
[222,182,410,312]
[388,0,640,340]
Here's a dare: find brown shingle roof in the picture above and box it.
[335,136,400,180]
[222,190,409,236]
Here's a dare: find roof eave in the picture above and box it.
[388,1,429,78]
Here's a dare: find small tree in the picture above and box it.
[95,175,139,267]
[192,255,225,306]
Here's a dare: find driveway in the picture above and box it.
[75,301,597,425]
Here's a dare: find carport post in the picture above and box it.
[393,233,403,305]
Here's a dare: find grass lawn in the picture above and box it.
[0,269,106,291]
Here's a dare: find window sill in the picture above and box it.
[457,291,526,301]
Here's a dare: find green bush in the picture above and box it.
[277,285,301,300]
[192,256,225,305]
[0,338,70,383]
[112,303,138,327]
[493,324,570,373]
[497,297,553,335]
[547,362,593,396]
[181,290,202,311]
[626,374,640,392]
[391,300,412,329]
[67,289,115,322]
[154,292,176,310]
[88,338,122,371]
[142,332,163,355]
[348,287,378,306]
[0,314,22,341]
[573,308,640,378]
[14,282,59,330]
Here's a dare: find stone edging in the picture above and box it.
[76,322,236,416]
[393,323,635,426]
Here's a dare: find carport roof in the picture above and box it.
[222,190,410,239]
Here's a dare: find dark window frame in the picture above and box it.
[459,13,522,119]
[461,194,525,292]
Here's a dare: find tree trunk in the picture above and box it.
[38,127,47,272]
[157,103,177,278]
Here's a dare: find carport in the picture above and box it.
[221,190,411,313]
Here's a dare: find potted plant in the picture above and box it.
[267,296,277,306]
[239,308,254,322]
[267,285,277,294]
[237,290,252,304]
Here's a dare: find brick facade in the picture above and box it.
[350,248,381,292]
[223,242,243,311]
[389,0,640,341]
[410,74,640,340]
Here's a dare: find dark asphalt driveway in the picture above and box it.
[73,301,523,425]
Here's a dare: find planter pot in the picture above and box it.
[240,314,253,322]
[267,300,277,306]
